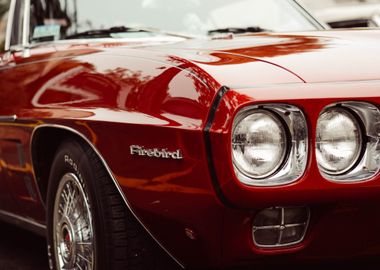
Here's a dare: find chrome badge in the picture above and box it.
[130,145,183,160]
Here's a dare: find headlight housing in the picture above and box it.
[316,107,363,175]
[232,104,308,186]
[316,102,380,182]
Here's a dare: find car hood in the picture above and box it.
[144,30,380,86]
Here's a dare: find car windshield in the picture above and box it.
[29,0,320,42]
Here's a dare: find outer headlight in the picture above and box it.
[316,107,363,175]
[316,102,380,182]
[232,104,308,187]
[232,110,288,179]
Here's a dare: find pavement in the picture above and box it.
[0,221,49,270]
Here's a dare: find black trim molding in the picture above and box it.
[204,86,235,208]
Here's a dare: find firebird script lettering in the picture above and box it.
[130,145,183,160]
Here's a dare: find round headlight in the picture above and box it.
[316,108,363,175]
[232,110,288,179]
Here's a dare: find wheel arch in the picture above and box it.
[30,124,184,268]
[31,124,126,206]
[31,125,77,205]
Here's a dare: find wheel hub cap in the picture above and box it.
[53,173,95,270]
[60,223,74,263]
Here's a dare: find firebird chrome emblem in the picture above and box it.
[130,145,183,160]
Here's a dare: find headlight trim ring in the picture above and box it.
[231,104,308,187]
[316,101,380,183]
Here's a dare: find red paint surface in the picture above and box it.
[0,31,380,267]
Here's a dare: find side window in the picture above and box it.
[0,0,11,53]
[30,0,71,42]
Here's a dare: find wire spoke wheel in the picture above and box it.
[53,173,95,270]
[47,139,179,270]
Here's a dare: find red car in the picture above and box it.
[0,0,380,269]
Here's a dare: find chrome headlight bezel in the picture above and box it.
[232,104,308,187]
[316,107,364,176]
[316,102,380,182]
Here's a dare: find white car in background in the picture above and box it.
[301,0,380,28]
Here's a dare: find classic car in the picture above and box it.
[1,0,380,269]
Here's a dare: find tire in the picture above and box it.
[46,139,176,270]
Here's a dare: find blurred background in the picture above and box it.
[300,0,380,28]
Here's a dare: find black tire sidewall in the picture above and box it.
[46,139,103,270]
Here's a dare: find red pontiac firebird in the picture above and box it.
[1,0,380,269]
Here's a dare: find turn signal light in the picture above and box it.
[252,206,310,248]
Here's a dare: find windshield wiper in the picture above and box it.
[65,26,147,39]
[208,26,270,35]
[65,25,195,40]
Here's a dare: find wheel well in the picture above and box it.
[31,127,80,204]
[31,126,184,268]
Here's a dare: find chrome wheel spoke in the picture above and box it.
[75,262,84,270]
[77,252,93,265]
[53,173,94,270]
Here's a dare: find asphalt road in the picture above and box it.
[1,220,380,270]
[0,221,49,270]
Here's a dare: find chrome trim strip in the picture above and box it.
[293,0,329,30]
[0,209,46,236]
[0,115,17,122]
[22,0,31,48]
[253,222,307,231]
[4,0,16,51]
[30,124,185,269]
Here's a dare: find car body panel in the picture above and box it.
[148,30,380,84]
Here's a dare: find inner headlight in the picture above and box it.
[232,110,288,179]
[316,107,363,175]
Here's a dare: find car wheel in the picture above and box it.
[46,139,165,270]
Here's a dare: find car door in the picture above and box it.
[0,0,18,215]
[0,0,45,221]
